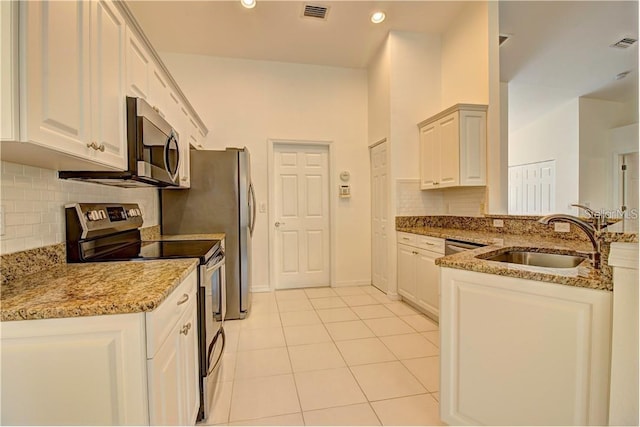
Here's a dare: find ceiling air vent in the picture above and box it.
[610,37,637,49]
[303,4,329,20]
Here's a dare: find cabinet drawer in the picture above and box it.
[416,235,444,253]
[397,232,417,245]
[146,268,197,358]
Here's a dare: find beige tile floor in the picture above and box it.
[204,285,443,426]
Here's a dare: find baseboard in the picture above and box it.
[249,285,272,293]
[332,280,372,288]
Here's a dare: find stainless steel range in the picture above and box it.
[65,202,225,422]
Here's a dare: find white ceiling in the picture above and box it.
[128,1,638,132]
[500,1,638,132]
[126,1,469,69]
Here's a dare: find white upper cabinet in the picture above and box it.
[1,0,207,173]
[125,27,151,100]
[1,1,19,142]
[90,0,127,168]
[418,104,487,190]
[16,0,126,170]
[22,1,93,159]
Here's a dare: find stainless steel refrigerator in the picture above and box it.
[160,147,255,319]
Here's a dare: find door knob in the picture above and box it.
[275,221,285,227]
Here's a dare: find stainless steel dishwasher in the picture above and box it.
[444,238,487,255]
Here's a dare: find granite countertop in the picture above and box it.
[397,226,612,291]
[1,259,198,322]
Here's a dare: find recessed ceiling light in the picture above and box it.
[241,0,256,9]
[371,11,386,24]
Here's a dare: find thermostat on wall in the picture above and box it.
[340,171,350,182]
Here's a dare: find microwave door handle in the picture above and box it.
[249,182,256,237]
[164,132,180,182]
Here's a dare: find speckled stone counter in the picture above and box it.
[397,226,612,291]
[1,259,198,321]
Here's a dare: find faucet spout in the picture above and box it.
[538,214,601,269]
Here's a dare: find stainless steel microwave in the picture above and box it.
[59,97,181,188]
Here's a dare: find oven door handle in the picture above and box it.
[205,254,225,273]
[207,328,226,376]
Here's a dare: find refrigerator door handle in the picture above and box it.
[249,182,256,237]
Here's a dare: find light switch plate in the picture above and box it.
[554,223,571,232]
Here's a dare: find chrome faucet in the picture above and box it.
[570,203,609,231]
[538,214,602,269]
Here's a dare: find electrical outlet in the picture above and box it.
[493,219,504,228]
[554,223,571,233]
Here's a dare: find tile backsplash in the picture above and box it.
[0,161,159,255]
[396,179,486,217]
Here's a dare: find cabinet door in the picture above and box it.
[459,110,486,186]
[90,0,126,169]
[23,0,92,156]
[438,113,460,187]
[149,65,170,118]
[147,317,182,426]
[1,0,18,141]
[181,298,200,425]
[440,268,612,426]
[1,313,148,425]
[125,28,150,99]
[415,248,439,318]
[419,122,439,189]
[397,244,417,302]
[148,297,199,426]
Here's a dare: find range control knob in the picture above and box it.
[86,210,100,221]
[98,210,106,220]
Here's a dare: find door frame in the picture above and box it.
[267,139,335,290]
[369,138,389,293]
[612,149,639,214]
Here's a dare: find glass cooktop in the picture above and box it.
[87,239,221,264]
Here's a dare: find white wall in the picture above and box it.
[389,31,442,181]
[367,38,391,147]
[161,53,370,290]
[509,98,580,214]
[0,161,159,255]
[579,97,638,211]
[441,1,490,108]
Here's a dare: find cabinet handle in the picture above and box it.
[412,251,419,255]
[433,182,439,185]
[180,322,192,335]
[402,237,410,240]
[87,141,106,152]
[177,293,189,305]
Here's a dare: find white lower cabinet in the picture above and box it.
[147,286,199,425]
[0,269,199,426]
[440,267,612,426]
[396,232,443,319]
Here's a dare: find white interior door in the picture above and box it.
[370,141,389,293]
[273,143,330,289]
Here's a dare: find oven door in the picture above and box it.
[198,253,226,421]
